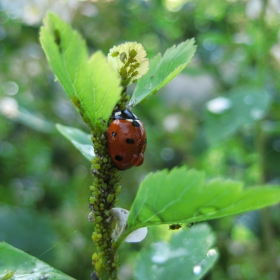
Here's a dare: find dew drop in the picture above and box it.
[243,95,254,105]
[160,148,174,161]
[250,108,264,120]
[203,39,216,51]
[193,264,202,275]
[151,242,170,264]
[0,97,19,118]
[163,114,180,132]
[4,81,19,95]
[207,248,218,257]
[207,97,231,114]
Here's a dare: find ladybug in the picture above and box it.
[107,109,147,170]
[169,223,183,230]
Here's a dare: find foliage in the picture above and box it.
[127,167,280,229]
[130,39,196,106]
[1,1,280,280]
[40,13,122,128]
[135,224,218,280]
[0,242,75,280]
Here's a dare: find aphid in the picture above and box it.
[169,223,183,230]
[188,222,195,228]
[91,272,99,280]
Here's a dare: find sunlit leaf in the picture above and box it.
[0,206,58,264]
[40,13,122,127]
[135,224,218,280]
[127,166,280,231]
[40,12,88,101]
[129,39,196,106]
[0,242,75,280]
[85,51,122,125]
[56,124,94,161]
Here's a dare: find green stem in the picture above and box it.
[89,89,131,279]
[90,129,121,280]
[254,1,279,277]
[256,121,279,279]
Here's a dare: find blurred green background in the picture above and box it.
[1,0,280,279]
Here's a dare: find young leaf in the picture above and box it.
[204,86,271,144]
[56,124,94,161]
[127,166,280,231]
[0,242,75,280]
[135,224,218,280]
[40,13,122,127]
[40,12,88,101]
[85,51,122,125]
[129,39,196,106]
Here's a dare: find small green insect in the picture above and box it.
[1,270,15,280]
[120,52,127,62]
[169,223,183,230]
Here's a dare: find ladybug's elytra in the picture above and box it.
[107,109,147,170]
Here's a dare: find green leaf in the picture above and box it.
[17,106,55,134]
[129,39,196,106]
[127,166,280,231]
[56,124,94,161]
[0,206,58,264]
[204,86,271,144]
[0,242,75,280]
[40,13,122,127]
[135,224,218,280]
[85,51,122,125]
[40,12,88,101]
[0,98,55,134]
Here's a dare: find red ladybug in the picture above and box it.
[107,109,147,170]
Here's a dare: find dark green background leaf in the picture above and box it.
[135,223,218,280]
[204,86,271,144]
[56,124,94,161]
[0,242,75,280]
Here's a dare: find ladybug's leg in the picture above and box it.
[130,153,144,167]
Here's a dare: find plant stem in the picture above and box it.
[254,1,279,277]
[89,87,130,279]
[90,129,121,280]
[256,121,279,279]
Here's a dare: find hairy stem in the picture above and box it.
[90,128,121,280]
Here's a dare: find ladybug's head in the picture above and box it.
[114,109,138,121]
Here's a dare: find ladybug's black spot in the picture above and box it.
[126,138,134,144]
[115,155,123,161]
[132,120,140,127]
[111,132,117,137]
